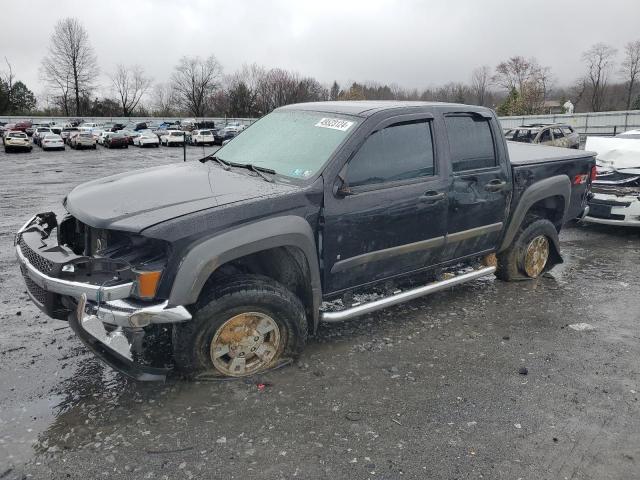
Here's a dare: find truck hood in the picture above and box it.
[64,161,298,232]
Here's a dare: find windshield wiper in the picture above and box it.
[243,163,275,183]
[200,154,230,170]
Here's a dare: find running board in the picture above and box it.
[320,266,496,323]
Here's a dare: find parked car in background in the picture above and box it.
[33,127,52,146]
[213,128,237,145]
[195,121,216,130]
[14,121,32,135]
[69,118,84,127]
[121,129,140,145]
[50,126,63,136]
[80,122,100,129]
[4,131,32,152]
[160,130,185,146]
[61,128,80,144]
[1,123,16,141]
[133,130,160,147]
[504,124,580,149]
[189,129,215,145]
[41,134,65,151]
[97,131,111,145]
[583,135,640,226]
[70,132,97,149]
[103,132,129,149]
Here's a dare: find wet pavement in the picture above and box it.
[1,144,639,479]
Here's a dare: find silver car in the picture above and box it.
[70,132,97,150]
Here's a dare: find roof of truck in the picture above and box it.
[279,100,488,116]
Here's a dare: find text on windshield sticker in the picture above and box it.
[315,118,354,131]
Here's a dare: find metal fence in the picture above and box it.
[498,110,640,138]
[0,115,258,127]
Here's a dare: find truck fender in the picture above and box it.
[168,215,322,326]
[498,175,571,253]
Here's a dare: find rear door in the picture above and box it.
[322,114,448,294]
[442,112,510,260]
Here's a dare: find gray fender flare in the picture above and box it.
[168,215,322,325]
[498,175,571,252]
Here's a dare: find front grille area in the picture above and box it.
[20,266,48,305]
[18,236,54,274]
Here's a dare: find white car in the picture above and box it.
[224,121,246,133]
[33,127,52,146]
[134,131,160,147]
[97,131,111,145]
[160,130,185,146]
[41,134,65,151]
[189,129,215,145]
[80,122,99,129]
[4,131,32,152]
[91,129,104,142]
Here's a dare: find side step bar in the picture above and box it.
[320,266,496,323]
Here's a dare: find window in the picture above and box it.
[562,126,574,135]
[346,121,435,188]
[539,129,552,142]
[552,128,564,139]
[445,115,496,172]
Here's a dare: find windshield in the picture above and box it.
[216,110,359,179]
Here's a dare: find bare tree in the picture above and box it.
[471,66,490,106]
[1,57,15,112]
[171,56,223,117]
[620,40,640,110]
[152,83,177,116]
[492,56,550,114]
[41,18,99,116]
[582,43,617,112]
[110,64,151,116]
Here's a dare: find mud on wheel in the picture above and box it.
[496,216,561,281]
[172,274,307,378]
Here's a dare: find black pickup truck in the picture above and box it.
[15,101,596,380]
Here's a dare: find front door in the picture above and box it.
[322,115,448,294]
[441,112,510,260]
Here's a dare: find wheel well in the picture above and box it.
[199,246,315,333]
[526,196,565,229]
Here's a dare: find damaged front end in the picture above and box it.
[585,168,640,226]
[15,212,191,380]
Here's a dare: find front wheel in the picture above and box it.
[496,217,560,281]
[173,275,308,378]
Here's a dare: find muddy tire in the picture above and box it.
[172,274,307,377]
[496,217,559,281]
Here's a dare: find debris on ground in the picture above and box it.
[568,323,596,331]
[518,367,529,375]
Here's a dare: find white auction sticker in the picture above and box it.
[315,118,354,131]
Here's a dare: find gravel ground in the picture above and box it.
[0,143,639,480]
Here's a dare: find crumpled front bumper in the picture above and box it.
[15,214,191,380]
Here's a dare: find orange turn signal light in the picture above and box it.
[135,271,162,299]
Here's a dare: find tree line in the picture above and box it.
[1,17,640,118]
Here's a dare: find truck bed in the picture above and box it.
[508,141,595,165]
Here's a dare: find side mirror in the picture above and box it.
[334,175,354,198]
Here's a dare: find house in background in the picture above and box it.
[543,100,564,114]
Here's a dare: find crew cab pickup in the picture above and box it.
[15,101,596,381]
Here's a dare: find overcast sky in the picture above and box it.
[2,0,640,99]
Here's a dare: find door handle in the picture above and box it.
[484,179,507,192]
[419,191,446,203]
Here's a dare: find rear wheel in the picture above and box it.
[173,274,307,377]
[496,217,558,281]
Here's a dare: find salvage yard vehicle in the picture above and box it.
[4,131,32,152]
[189,129,215,145]
[61,127,80,144]
[33,127,52,146]
[70,132,97,149]
[160,130,185,146]
[40,133,65,151]
[505,123,580,149]
[583,135,640,226]
[15,101,596,381]
[133,130,160,147]
[103,132,129,149]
